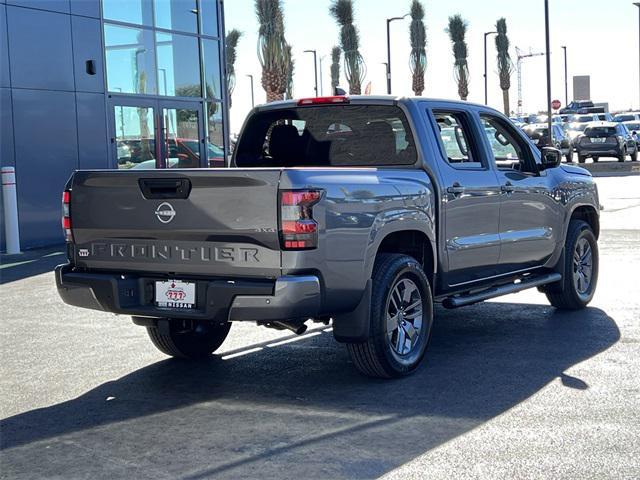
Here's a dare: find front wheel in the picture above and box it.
[346,254,434,378]
[545,220,598,310]
[630,146,638,161]
[145,320,231,359]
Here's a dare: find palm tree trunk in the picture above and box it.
[266,90,283,102]
[502,89,510,115]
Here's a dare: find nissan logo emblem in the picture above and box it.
[155,202,176,224]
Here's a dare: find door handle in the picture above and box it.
[501,182,515,193]
[446,183,465,195]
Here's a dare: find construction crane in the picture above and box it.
[516,47,546,116]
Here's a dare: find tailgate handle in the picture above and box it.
[138,178,191,199]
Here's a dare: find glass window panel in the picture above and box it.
[201,0,219,37]
[202,38,222,99]
[156,32,201,97]
[154,0,198,34]
[114,106,157,169]
[105,24,157,94]
[163,108,201,168]
[207,102,225,167]
[103,0,153,26]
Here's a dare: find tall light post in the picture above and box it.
[561,46,568,106]
[246,74,255,108]
[484,31,498,105]
[304,49,318,96]
[635,3,640,108]
[319,54,327,96]
[544,0,553,146]
[386,14,409,95]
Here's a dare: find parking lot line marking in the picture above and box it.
[266,331,321,347]
[221,347,263,360]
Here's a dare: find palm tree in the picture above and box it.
[285,44,294,99]
[446,14,469,101]
[330,46,341,93]
[255,0,289,102]
[409,0,427,96]
[495,18,513,115]
[329,0,366,94]
[225,29,242,107]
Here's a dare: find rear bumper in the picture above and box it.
[576,145,622,156]
[55,264,321,322]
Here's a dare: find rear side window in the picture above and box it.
[234,105,417,167]
[432,111,482,168]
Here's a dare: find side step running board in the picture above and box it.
[442,273,562,309]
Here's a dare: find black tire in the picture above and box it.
[578,155,586,164]
[146,320,231,359]
[618,149,626,162]
[592,156,599,163]
[565,151,573,163]
[545,220,598,310]
[346,254,434,378]
[630,146,638,161]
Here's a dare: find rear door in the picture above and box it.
[69,169,282,278]
[427,108,502,288]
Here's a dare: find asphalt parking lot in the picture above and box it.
[1,174,639,480]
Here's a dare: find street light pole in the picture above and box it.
[634,3,640,108]
[319,55,327,96]
[484,31,498,105]
[246,74,255,108]
[304,49,318,96]
[561,46,568,106]
[386,14,409,95]
[544,0,553,146]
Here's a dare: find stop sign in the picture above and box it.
[552,99,561,110]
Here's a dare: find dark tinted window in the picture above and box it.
[614,114,635,122]
[585,127,617,137]
[235,105,416,167]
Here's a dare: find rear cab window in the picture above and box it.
[234,104,417,167]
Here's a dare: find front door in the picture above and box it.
[108,97,207,169]
[478,113,560,272]
[428,108,502,288]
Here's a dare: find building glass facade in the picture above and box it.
[0,0,228,250]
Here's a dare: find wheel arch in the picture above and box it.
[569,204,600,239]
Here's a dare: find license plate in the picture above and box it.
[591,138,606,143]
[155,280,196,309]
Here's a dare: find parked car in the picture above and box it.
[569,113,600,123]
[595,113,614,122]
[565,122,590,149]
[559,100,604,114]
[576,122,638,163]
[523,123,573,162]
[623,121,640,141]
[613,112,640,123]
[56,96,600,378]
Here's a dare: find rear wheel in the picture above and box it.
[618,149,626,162]
[146,320,231,359]
[346,254,433,378]
[578,155,586,164]
[565,151,573,163]
[592,156,599,163]
[630,146,638,161]
[545,220,598,310]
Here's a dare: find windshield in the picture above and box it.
[585,127,617,137]
[614,114,635,122]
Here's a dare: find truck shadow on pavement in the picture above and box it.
[1,302,619,479]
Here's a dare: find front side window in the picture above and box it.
[235,105,417,167]
[432,111,481,168]
[480,115,537,174]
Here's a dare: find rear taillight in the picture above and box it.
[62,190,73,242]
[279,190,322,250]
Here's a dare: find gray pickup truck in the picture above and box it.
[56,96,600,378]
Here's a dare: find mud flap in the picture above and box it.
[332,280,371,343]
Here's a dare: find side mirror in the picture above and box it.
[541,147,562,169]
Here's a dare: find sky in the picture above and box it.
[223,0,638,134]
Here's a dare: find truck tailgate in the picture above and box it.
[69,169,282,278]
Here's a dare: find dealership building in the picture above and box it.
[1,0,228,251]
